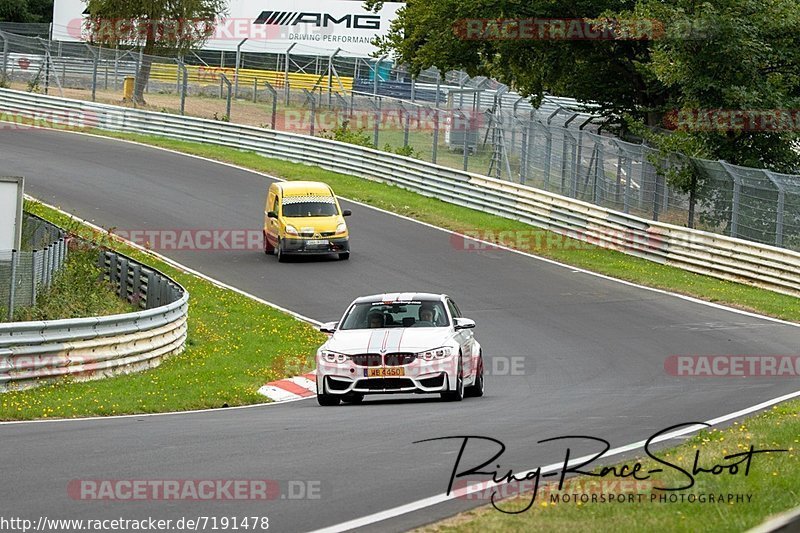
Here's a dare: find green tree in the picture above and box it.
[369,0,800,173]
[0,0,52,22]
[83,0,226,103]
[0,0,34,22]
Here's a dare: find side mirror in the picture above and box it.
[454,318,476,330]
[319,321,338,334]
[267,211,278,219]
[342,209,352,217]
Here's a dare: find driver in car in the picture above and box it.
[415,305,435,326]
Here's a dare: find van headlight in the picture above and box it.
[418,347,453,361]
[285,225,299,236]
[319,350,349,364]
[336,222,347,234]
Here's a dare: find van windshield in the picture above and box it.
[282,201,338,217]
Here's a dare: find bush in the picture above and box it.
[321,120,374,148]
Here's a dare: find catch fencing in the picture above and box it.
[0,88,797,298]
[0,28,798,251]
[0,213,69,320]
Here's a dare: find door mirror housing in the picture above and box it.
[454,318,476,330]
[319,321,338,334]
[267,211,278,219]
[342,209,352,217]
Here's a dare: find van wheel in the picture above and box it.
[264,232,274,254]
[338,252,350,261]
[276,239,287,262]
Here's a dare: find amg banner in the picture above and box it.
[52,0,404,56]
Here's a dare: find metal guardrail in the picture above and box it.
[0,243,188,392]
[0,87,798,297]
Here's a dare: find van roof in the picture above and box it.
[278,181,333,197]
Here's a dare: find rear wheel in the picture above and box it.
[441,355,464,402]
[465,355,484,398]
[338,252,350,261]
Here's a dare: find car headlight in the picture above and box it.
[319,350,349,364]
[336,222,347,234]
[418,346,453,361]
[285,225,299,236]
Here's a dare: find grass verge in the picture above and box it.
[89,128,798,322]
[0,201,325,420]
[419,401,800,532]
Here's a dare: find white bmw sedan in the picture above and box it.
[315,293,484,406]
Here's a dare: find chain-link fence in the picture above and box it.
[1,28,798,251]
[0,213,69,320]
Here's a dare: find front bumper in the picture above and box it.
[282,237,349,255]
[317,358,457,395]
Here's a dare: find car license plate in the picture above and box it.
[307,239,328,246]
[365,368,405,377]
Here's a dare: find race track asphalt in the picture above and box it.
[0,128,798,532]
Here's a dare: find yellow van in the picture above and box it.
[264,181,351,261]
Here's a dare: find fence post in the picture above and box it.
[763,169,786,247]
[432,74,441,163]
[1,33,8,80]
[234,38,247,98]
[31,250,38,305]
[86,43,99,102]
[7,250,17,320]
[718,161,740,238]
[219,73,232,120]
[302,89,316,136]
[175,59,188,115]
[284,43,295,106]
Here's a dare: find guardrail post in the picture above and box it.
[118,257,129,299]
[763,169,786,246]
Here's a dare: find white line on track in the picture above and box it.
[310,389,800,532]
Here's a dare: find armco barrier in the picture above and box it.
[0,246,188,392]
[0,88,798,297]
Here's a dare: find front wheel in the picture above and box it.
[317,393,340,406]
[441,355,464,402]
[465,355,484,398]
[341,392,363,404]
[264,232,274,254]
[276,239,287,262]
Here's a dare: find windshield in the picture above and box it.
[339,301,449,330]
[282,199,338,217]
